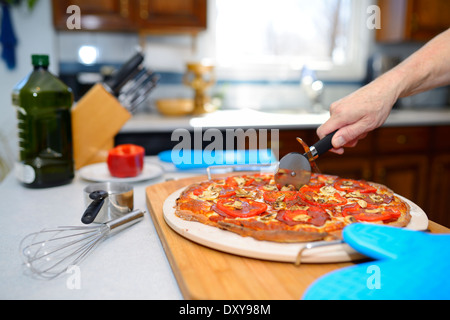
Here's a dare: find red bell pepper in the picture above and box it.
[107,144,145,178]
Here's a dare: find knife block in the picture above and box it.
[71,83,131,170]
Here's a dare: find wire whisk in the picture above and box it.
[19,210,144,280]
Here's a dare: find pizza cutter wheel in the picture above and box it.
[274,130,336,190]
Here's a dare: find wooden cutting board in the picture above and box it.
[145,176,449,300]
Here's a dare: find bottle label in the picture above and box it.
[14,162,36,184]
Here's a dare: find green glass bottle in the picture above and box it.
[12,54,74,188]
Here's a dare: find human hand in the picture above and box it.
[317,79,397,154]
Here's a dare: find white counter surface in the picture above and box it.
[0,158,203,300]
[121,108,450,133]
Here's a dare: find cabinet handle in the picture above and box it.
[140,0,149,19]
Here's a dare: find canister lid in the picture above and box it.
[31,55,49,67]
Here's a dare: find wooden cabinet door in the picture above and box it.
[375,126,430,154]
[52,0,207,33]
[136,0,207,32]
[276,130,316,158]
[318,157,372,181]
[53,0,137,31]
[373,155,429,209]
[406,0,450,41]
[428,154,450,228]
[376,0,450,42]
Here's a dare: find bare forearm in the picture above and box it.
[390,28,450,98]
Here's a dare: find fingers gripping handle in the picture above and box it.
[311,130,337,157]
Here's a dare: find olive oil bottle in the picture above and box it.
[12,55,74,188]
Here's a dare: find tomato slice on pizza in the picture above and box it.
[263,191,298,203]
[342,202,400,222]
[193,188,204,196]
[219,188,236,198]
[216,198,268,218]
[334,178,377,194]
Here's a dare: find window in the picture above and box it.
[208,0,372,81]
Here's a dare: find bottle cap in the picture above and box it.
[31,55,49,67]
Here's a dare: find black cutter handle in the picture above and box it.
[311,130,337,157]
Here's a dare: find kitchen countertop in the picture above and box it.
[0,157,200,300]
[1,156,449,300]
[121,108,450,133]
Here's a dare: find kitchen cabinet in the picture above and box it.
[52,0,207,33]
[373,155,428,208]
[429,154,450,227]
[373,127,430,209]
[376,0,450,42]
[137,0,207,33]
[52,0,137,31]
[428,126,450,227]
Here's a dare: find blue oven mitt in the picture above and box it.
[303,223,450,300]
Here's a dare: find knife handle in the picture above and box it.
[311,130,337,157]
[105,51,144,96]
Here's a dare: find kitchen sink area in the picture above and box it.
[120,108,332,132]
[121,106,450,133]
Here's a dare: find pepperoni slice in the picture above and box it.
[276,206,329,227]
[298,186,347,207]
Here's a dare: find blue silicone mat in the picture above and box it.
[303,224,450,300]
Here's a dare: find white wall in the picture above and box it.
[0,0,57,180]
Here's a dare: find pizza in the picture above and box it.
[174,173,411,243]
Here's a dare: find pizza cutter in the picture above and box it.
[274,130,336,190]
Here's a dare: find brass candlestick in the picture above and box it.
[183,61,216,114]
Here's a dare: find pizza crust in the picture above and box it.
[384,200,411,227]
[217,220,328,242]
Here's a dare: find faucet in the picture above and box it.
[300,67,324,113]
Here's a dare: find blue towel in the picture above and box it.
[0,3,18,70]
